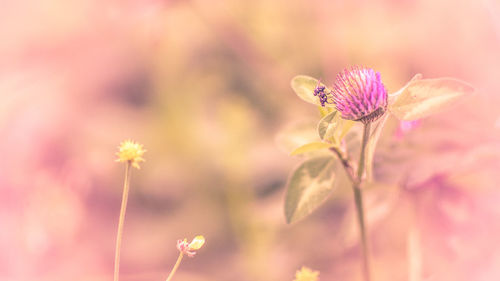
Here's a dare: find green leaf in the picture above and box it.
[389,77,474,121]
[364,113,390,182]
[318,111,337,140]
[290,142,333,156]
[285,156,337,223]
[317,111,355,145]
[291,75,336,108]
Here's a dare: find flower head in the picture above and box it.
[294,266,319,281]
[116,140,146,169]
[314,66,388,124]
[177,235,205,257]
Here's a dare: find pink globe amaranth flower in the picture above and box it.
[330,66,388,124]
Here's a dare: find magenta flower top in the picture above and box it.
[315,66,388,124]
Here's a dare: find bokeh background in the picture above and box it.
[1,0,500,280]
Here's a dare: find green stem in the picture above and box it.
[331,123,372,281]
[165,252,184,281]
[353,184,371,281]
[114,162,132,281]
[354,122,372,281]
[357,122,371,181]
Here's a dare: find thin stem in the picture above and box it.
[329,123,373,281]
[165,252,184,281]
[114,162,132,281]
[357,122,371,182]
[353,184,371,281]
[354,122,372,281]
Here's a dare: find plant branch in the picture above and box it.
[329,146,356,183]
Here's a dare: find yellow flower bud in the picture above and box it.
[188,235,205,250]
[294,266,319,281]
[116,139,146,169]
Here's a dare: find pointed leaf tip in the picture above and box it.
[290,142,333,156]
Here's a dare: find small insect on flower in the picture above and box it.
[294,266,319,281]
[116,139,146,169]
[176,235,205,257]
[313,81,330,107]
[315,66,388,124]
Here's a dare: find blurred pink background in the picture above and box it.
[1,0,499,280]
